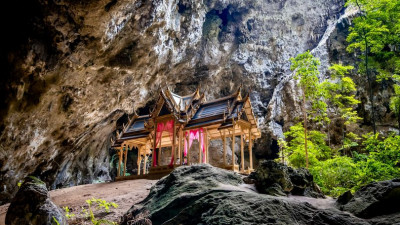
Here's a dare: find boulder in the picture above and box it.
[339,179,400,219]
[5,176,67,225]
[288,167,325,198]
[121,164,368,225]
[337,190,353,205]
[249,160,293,194]
[250,160,324,198]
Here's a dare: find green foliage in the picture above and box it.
[85,198,119,225]
[345,0,400,133]
[62,198,119,225]
[28,176,46,185]
[63,206,75,220]
[290,51,328,168]
[282,126,400,197]
[283,123,330,168]
[310,156,358,197]
[280,0,400,199]
[290,51,321,100]
[291,51,328,123]
[53,217,60,225]
[340,132,360,153]
[323,64,360,121]
[277,138,288,164]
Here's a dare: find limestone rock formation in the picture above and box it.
[3,0,396,204]
[338,179,400,219]
[249,160,324,198]
[120,164,369,225]
[5,176,67,225]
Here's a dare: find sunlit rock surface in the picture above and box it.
[120,164,368,225]
[0,0,363,203]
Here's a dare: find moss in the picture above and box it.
[202,14,222,41]
[27,176,46,186]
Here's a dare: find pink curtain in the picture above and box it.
[165,120,174,167]
[152,120,174,167]
[183,128,206,163]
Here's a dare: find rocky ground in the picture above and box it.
[121,164,400,225]
[2,164,400,224]
[0,179,156,225]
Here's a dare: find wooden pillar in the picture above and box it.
[232,122,236,171]
[173,120,176,166]
[158,131,162,166]
[137,146,142,175]
[249,128,253,170]
[123,145,128,176]
[240,134,244,172]
[143,154,147,174]
[205,129,209,164]
[198,129,202,163]
[153,123,157,167]
[186,132,190,165]
[179,127,183,165]
[117,148,122,177]
[223,130,226,166]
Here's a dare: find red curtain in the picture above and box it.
[152,120,174,167]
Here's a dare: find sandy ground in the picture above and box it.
[0,179,157,225]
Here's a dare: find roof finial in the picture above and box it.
[195,85,200,98]
[237,83,243,100]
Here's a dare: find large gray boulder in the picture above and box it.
[338,179,400,219]
[249,160,324,198]
[120,164,367,225]
[5,176,67,225]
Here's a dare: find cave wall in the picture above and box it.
[0,0,349,203]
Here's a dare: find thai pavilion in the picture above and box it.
[111,86,261,179]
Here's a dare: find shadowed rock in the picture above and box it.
[121,164,368,225]
[5,176,67,225]
[338,179,400,219]
[249,160,324,198]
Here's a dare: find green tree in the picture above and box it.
[283,123,331,168]
[290,51,326,168]
[322,64,361,152]
[346,0,400,134]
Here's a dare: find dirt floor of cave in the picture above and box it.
[0,179,157,225]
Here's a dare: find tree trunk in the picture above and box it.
[365,37,376,134]
[355,0,376,134]
[303,91,309,169]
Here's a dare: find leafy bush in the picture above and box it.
[282,130,400,197]
[310,156,358,197]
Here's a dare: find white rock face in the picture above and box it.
[265,7,358,144]
[0,0,347,203]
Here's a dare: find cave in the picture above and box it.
[202,5,246,43]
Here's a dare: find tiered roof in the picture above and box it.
[112,86,260,148]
